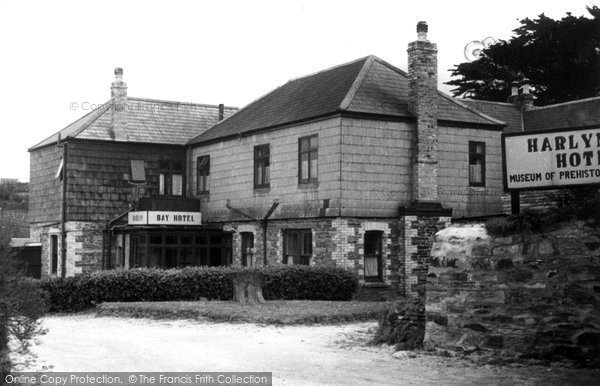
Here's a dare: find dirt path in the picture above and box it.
[13,315,599,385]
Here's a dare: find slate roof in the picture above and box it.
[459,99,523,133]
[523,96,600,132]
[30,98,238,151]
[188,56,505,145]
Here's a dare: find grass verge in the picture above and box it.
[96,300,390,325]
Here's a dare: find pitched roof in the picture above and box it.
[523,96,600,132]
[29,98,238,151]
[188,56,504,145]
[459,99,523,133]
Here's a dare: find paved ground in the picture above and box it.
[13,315,600,385]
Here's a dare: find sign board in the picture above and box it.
[127,211,202,226]
[503,128,600,190]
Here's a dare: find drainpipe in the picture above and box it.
[226,200,278,266]
[57,134,67,278]
[103,209,132,270]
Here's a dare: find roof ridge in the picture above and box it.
[187,86,282,144]
[459,98,517,107]
[285,56,372,84]
[440,92,506,126]
[339,56,376,111]
[527,95,600,110]
[127,96,237,109]
[28,102,111,151]
[370,56,409,77]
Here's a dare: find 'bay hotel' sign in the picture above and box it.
[128,211,202,226]
[503,128,600,190]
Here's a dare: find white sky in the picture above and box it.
[0,0,595,182]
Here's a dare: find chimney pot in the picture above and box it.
[520,78,531,94]
[416,21,428,41]
[218,104,224,121]
[510,81,519,96]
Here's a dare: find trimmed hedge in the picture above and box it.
[39,265,359,312]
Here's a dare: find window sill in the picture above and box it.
[298,181,319,189]
[362,281,389,288]
[253,186,271,194]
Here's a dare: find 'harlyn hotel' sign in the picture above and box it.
[503,128,600,190]
[128,211,202,226]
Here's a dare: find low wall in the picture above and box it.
[425,220,600,367]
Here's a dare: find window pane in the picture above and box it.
[264,165,270,184]
[300,138,309,152]
[364,231,381,256]
[159,174,165,195]
[256,161,263,185]
[181,248,194,266]
[364,257,379,277]
[310,155,318,180]
[198,156,209,168]
[301,154,309,180]
[310,136,318,149]
[149,234,162,244]
[172,174,183,195]
[470,163,483,183]
[165,248,177,268]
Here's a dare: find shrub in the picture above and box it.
[40,265,359,312]
[486,187,600,237]
[1,249,46,372]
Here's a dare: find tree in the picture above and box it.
[447,6,600,105]
[0,244,46,372]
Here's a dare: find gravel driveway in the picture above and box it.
[13,315,599,385]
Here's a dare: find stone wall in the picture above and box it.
[425,221,600,367]
[221,217,403,298]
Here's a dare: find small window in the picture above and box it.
[364,231,383,282]
[283,229,312,265]
[298,135,318,184]
[469,141,486,187]
[197,156,210,194]
[50,235,58,274]
[159,160,183,195]
[254,144,270,188]
[130,160,146,182]
[241,232,254,267]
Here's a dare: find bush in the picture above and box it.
[486,187,600,237]
[39,265,359,312]
[1,250,46,372]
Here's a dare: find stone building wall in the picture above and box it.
[29,145,63,224]
[425,221,600,366]
[221,217,404,297]
[35,221,104,277]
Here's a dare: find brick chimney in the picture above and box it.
[110,67,128,141]
[407,21,438,203]
[507,81,519,103]
[516,78,534,111]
